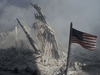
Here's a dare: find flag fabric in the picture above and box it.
[71,28,97,51]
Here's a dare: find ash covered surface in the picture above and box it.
[0,3,100,75]
[0,45,100,75]
[0,29,100,75]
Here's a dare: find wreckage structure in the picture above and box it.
[16,4,65,74]
[16,3,60,63]
[31,3,60,60]
[0,3,67,75]
[0,3,100,75]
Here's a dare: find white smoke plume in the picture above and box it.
[0,0,100,62]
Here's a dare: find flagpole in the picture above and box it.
[65,22,73,75]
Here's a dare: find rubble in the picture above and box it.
[0,3,100,75]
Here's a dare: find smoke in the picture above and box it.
[0,0,100,49]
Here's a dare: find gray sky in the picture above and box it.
[0,0,100,47]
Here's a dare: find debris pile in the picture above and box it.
[0,3,100,75]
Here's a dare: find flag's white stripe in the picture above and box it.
[81,44,96,49]
[81,41,96,44]
[72,38,97,42]
[83,34,97,37]
[86,47,96,49]
[83,33,97,37]
[72,36,97,42]
[80,43,96,47]
[82,44,96,47]
[83,38,97,40]
[72,37,97,45]
[72,39,97,44]
[72,42,96,50]
[81,44,96,48]
[72,40,96,46]
[72,31,97,50]
[83,39,97,42]
[83,36,97,39]
[84,47,96,49]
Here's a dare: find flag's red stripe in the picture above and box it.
[72,41,96,50]
[72,38,96,45]
[72,41,78,43]
[80,42,96,46]
[83,33,97,38]
[72,41,96,51]
[71,30,97,51]
[83,37,96,40]
[72,40,96,46]
[72,37,77,39]
[72,36,96,43]
[71,38,78,43]
[81,46,96,51]
[71,39,78,41]
[80,44,96,49]
[82,46,96,51]
[83,40,96,43]
[72,37,97,41]
[80,41,96,48]
[72,39,78,41]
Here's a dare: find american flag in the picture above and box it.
[71,28,97,51]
